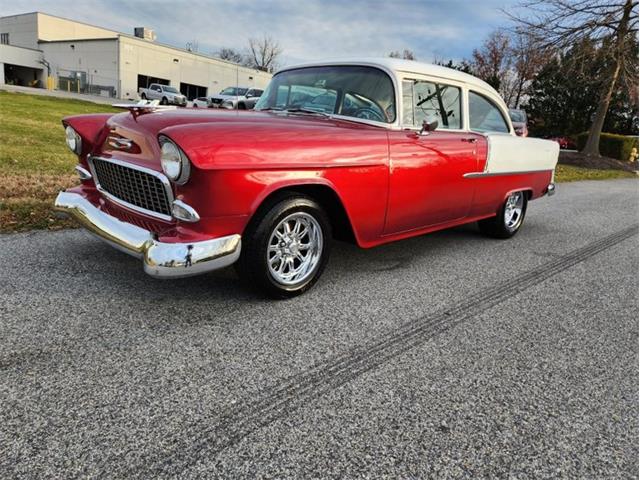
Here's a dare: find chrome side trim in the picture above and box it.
[75,165,92,180]
[107,136,134,150]
[463,169,553,178]
[54,191,241,278]
[88,156,175,222]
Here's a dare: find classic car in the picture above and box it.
[55,58,559,298]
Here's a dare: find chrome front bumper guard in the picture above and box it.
[54,191,241,278]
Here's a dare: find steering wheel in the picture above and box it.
[354,107,385,122]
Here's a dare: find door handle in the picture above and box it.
[461,138,477,143]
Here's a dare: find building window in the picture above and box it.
[0,33,9,45]
[137,74,170,90]
[180,82,207,101]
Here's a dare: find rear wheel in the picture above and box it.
[141,93,147,100]
[236,196,331,298]
[478,191,527,239]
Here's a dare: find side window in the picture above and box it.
[469,91,510,133]
[402,79,462,130]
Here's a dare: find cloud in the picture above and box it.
[2,0,514,65]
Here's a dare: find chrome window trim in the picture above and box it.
[468,89,513,135]
[88,156,175,222]
[399,75,465,132]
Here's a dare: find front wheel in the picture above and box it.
[236,196,331,298]
[160,97,168,105]
[478,191,528,239]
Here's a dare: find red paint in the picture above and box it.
[62,109,552,248]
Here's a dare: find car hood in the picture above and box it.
[101,109,388,170]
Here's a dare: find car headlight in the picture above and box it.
[65,125,82,154]
[159,136,191,185]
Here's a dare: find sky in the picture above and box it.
[0,0,518,66]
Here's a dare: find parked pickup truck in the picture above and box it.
[138,84,187,106]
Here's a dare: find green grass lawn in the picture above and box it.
[554,164,637,182]
[0,91,119,232]
[0,90,636,233]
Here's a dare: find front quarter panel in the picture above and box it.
[163,121,391,246]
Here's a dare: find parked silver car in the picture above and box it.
[138,83,187,106]
[210,87,264,109]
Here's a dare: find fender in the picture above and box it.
[62,113,114,158]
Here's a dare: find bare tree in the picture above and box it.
[469,30,512,92]
[389,49,417,60]
[247,35,282,73]
[508,30,550,107]
[507,0,638,156]
[217,47,245,64]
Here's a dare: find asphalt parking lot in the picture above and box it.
[1,178,638,479]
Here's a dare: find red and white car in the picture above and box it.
[55,59,559,297]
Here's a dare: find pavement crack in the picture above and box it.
[136,225,638,476]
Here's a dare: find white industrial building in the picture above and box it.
[0,12,272,100]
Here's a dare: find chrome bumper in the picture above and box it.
[54,191,241,278]
[546,182,556,196]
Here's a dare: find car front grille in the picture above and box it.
[91,157,173,219]
[211,98,223,104]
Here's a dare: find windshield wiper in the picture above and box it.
[283,107,330,117]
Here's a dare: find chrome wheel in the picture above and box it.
[267,212,323,286]
[504,192,524,229]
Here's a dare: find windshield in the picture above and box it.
[163,86,179,94]
[255,66,396,123]
[220,87,248,96]
[509,109,526,123]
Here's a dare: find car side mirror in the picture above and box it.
[419,119,438,135]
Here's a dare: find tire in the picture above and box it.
[478,191,528,239]
[141,93,147,100]
[160,97,168,105]
[236,195,332,298]
[193,104,198,108]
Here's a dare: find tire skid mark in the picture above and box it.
[138,226,638,475]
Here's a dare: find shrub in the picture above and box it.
[577,132,639,161]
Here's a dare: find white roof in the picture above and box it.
[280,57,496,93]
[276,57,512,131]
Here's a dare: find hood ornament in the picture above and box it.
[112,99,177,117]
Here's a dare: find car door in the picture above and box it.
[149,85,161,100]
[384,78,482,234]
